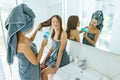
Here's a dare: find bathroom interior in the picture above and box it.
[0,0,120,80]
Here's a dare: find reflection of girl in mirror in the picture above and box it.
[79,10,104,47]
[66,15,80,42]
[40,15,70,80]
[5,4,47,80]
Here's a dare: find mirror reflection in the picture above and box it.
[66,15,80,42]
[79,10,104,47]
[63,0,115,52]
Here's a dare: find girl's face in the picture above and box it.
[51,17,60,30]
[90,19,98,27]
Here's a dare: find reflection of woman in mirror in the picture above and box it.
[5,4,48,80]
[66,15,80,42]
[79,10,104,47]
[40,15,70,80]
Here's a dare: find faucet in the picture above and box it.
[78,60,87,70]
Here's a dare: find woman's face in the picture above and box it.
[51,17,60,30]
[90,19,98,27]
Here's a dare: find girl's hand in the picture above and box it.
[84,32,88,38]
[52,66,58,74]
[36,23,42,31]
[41,39,48,47]
[45,66,59,75]
[40,61,46,70]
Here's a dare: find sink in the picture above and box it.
[53,62,102,80]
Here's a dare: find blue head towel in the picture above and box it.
[90,10,104,32]
[5,3,35,65]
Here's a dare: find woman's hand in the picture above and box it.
[44,66,58,75]
[84,32,88,38]
[41,39,48,47]
[40,60,46,70]
[36,23,42,31]
[51,66,59,74]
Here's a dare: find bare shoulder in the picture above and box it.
[71,29,79,33]
[61,31,67,39]
[95,29,100,34]
[75,29,79,33]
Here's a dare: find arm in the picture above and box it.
[29,23,42,42]
[76,30,80,42]
[42,47,53,63]
[84,31,100,45]
[55,31,67,68]
[22,40,47,65]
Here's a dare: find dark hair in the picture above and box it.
[41,18,51,27]
[41,15,63,40]
[90,10,104,32]
[66,15,79,38]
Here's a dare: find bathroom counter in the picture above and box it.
[53,62,103,80]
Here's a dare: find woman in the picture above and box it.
[40,15,70,80]
[80,10,104,47]
[66,15,80,42]
[5,4,47,80]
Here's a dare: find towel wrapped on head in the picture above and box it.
[90,10,104,32]
[5,3,35,65]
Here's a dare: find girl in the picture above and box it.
[40,15,70,80]
[80,10,104,47]
[66,15,80,42]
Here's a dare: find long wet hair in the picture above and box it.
[41,15,63,40]
[66,15,79,38]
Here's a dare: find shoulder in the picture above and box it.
[95,29,100,34]
[71,29,79,33]
[60,31,67,39]
[73,29,79,34]
[75,30,79,33]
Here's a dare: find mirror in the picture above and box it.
[62,0,120,54]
